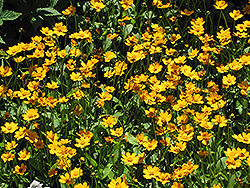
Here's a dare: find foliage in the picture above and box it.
[1,0,250,187]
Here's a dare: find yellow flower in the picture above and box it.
[0,66,12,77]
[171,182,184,188]
[59,172,75,185]
[46,81,59,89]
[180,9,194,16]
[143,165,161,179]
[121,152,139,166]
[229,10,243,20]
[102,116,117,128]
[170,33,181,44]
[225,156,241,169]
[108,177,129,188]
[110,127,123,137]
[222,74,236,88]
[214,0,228,10]
[18,149,31,161]
[243,4,250,14]
[90,0,105,12]
[22,109,39,121]
[232,132,250,144]
[62,5,76,16]
[13,163,27,175]
[1,151,15,163]
[53,22,68,36]
[1,122,19,134]
[5,141,18,150]
[119,0,133,10]
[148,62,163,74]
[71,167,83,179]
[104,51,116,62]
[74,182,89,188]
[197,131,213,145]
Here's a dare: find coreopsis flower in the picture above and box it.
[180,9,194,16]
[225,156,241,169]
[155,172,171,184]
[232,132,250,144]
[14,127,26,140]
[71,167,83,179]
[143,139,158,151]
[33,139,44,149]
[188,48,199,58]
[169,141,186,154]
[46,81,59,89]
[102,116,117,128]
[59,172,75,185]
[145,108,158,118]
[74,183,89,188]
[1,122,18,134]
[170,33,181,44]
[0,66,13,77]
[197,150,209,158]
[189,17,205,36]
[155,111,172,126]
[148,62,163,73]
[53,22,67,36]
[121,152,139,166]
[214,0,228,10]
[143,165,161,179]
[217,28,231,46]
[108,177,129,188]
[222,74,236,88]
[197,131,213,145]
[5,141,18,150]
[243,4,250,14]
[177,132,194,142]
[107,33,119,40]
[69,47,82,57]
[22,109,39,121]
[90,0,105,12]
[62,5,76,16]
[14,56,25,63]
[70,72,83,81]
[211,115,227,127]
[18,149,31,160]
[171,182,184,188]
[72,89,85,100]
[48,168,57,177]
[104,51,116,62]
[13,163,27,175]
[229,10,243,20]
[119,0,133,10]
[1,151,15,163]
[125,35,138,46]
[110,127,123,137]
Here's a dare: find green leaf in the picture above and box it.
[216,156,227,172]
[103,38,112,51]
[36,7,61,17]
[50,0,59,7]
[0,0,3,13]
[228,174,237,188]
[66,88,78,98]
[0,18,2,26]
[125,132,138,145]
[85,153,98,167]
[101,164,112,180]
[123,24,133,38]
[0,10,21,21]
[0,35,5,44]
